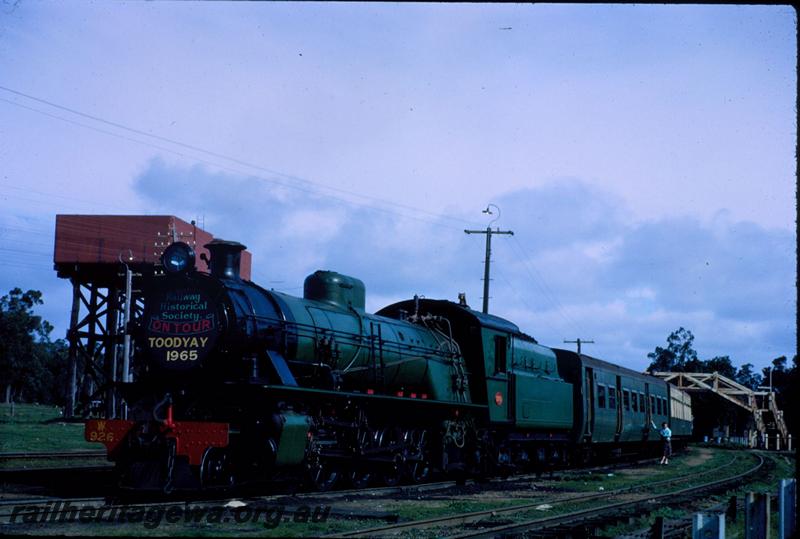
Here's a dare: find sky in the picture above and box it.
[0,2,796,374]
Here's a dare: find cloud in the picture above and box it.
[132,157,479,298]
[597,215,794,321]
[476,181,794,370]
[495,177,630,248]
[130,160,796,372]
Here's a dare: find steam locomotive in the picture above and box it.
[85,239,692,492]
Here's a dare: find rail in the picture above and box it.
[327,452,762,538]
[0,450,107,461]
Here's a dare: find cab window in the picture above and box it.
[494,335,507,373]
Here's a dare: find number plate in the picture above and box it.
[85,419,135,453]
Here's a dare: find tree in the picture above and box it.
[735,363,762,390]
[0,288,51,409]
[756,355,797,439]
[785,355,798,438]
[647,327,698,372]
[761,355,789,391]
[683,356,706,373]
[703,355,737,379]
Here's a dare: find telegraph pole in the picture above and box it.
[564,338,594,355]
[465,204,514,314]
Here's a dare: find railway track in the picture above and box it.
[326,451,764,538]
[4,447,760,537]
[0,450,107,461]
[0,450,110,478]
[615,452,781,539]
[0,446,659,499]
[0,454,664,525]
[0,473,466,516]
[0,452,113,501]
[450,454,765,539]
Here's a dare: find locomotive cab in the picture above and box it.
[377,299,573,431]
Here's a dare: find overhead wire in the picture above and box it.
[0,224,55,237]
[0,95,472,231]
[510,236,584,335]
[0,86,580,333]
[0,246,51,257]
[492,265,564,340]
[0,96,354,211]
[502,236,585,337]
[0,86,479,228]
[0,183,137,212]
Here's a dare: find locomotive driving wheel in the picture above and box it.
[348,466,372,488]
[200,447,234,489]
[381,453,404,487]
[405,429,431,484]
[349,428,375,488]
[307,460,340,491]
[306,446,340,491]
[377,427,404,487]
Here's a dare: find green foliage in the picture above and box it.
[648,328,797,436]
[761,355,798,435]
[1,288,43,402]
[647,327,698,372]
[703,355,736,379]
[762,355,788,382]
[648,330,776,384]
[734,363,762,389]
[786,355,798,435]
[0,288,67,406]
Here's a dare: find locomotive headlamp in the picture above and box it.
[161,242,196,274]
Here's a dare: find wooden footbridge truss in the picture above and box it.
[652,371,789,446]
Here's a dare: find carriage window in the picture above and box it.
[650,395,656,414]
[608,387,617,409]
[623,390,630,411]
[597,385,606,408]
[639,393,646,413]
[494,335,507,373]
[656,397,662,415]
[631,391,638,412]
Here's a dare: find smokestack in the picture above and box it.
[204,239,246,280]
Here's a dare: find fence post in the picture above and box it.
[652,516,665,539]
[745,492,771,539]
[788,434,792,452]
[726,495,738,520]
[779,479,796,539]
[776,435,781,451]
[693,513,725,539]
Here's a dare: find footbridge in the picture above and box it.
[652,371,790,450]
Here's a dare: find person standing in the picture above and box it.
[651,420,672,464]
